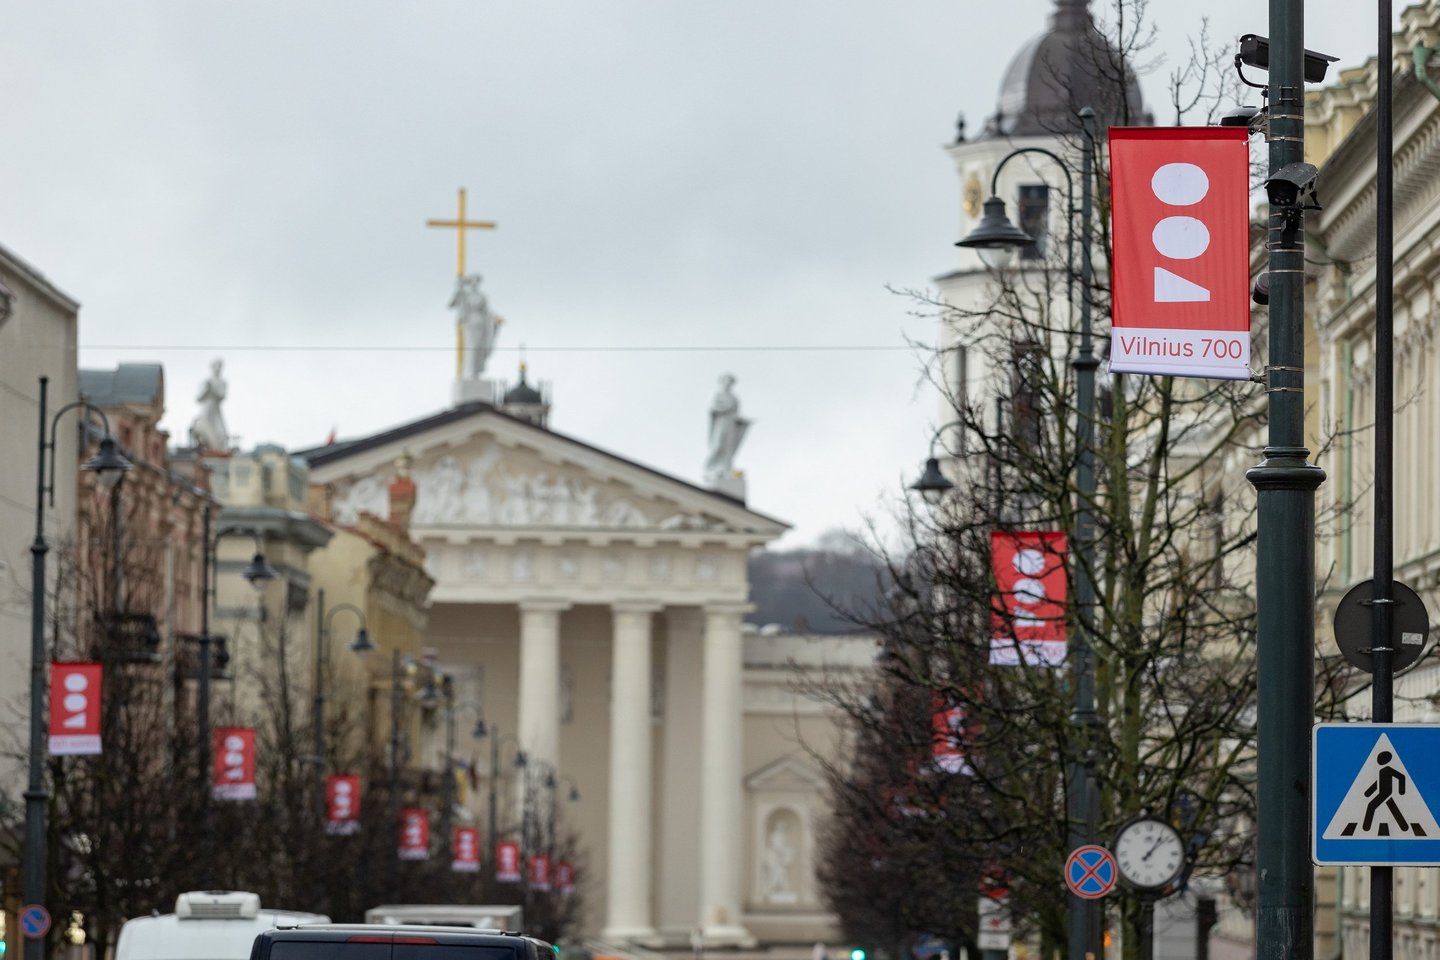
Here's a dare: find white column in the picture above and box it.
[603,602,662,942]
[518,600,569,770]
[698,603,753,945]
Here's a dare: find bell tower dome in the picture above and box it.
[984,0,1150,138]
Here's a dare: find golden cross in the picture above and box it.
[426,188,496,277]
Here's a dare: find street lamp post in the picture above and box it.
[955,107,1100,960]
[27,375,131,960]
[1244,6,1326,960]
[474,720,526,858]
[313,588,368,823]
[196,507,277,865]
[546,769,580,855]
[909,420,962,505]
[436,683,487,851]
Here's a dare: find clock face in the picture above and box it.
[1114,818,1185,890]
[963,173,983,218]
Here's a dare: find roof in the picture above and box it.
[256,926,552,950]
[503,380,543,405]
[79,363,165,408]
[986,0,1149,138]
[115,910,329,960]
[0,239,80,312]
[297,400,789,526]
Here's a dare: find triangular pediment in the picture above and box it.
[745,753,826,792]
[302,403,787,540]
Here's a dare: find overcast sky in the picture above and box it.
[2,0,1379,548]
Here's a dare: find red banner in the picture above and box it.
[528,853,552,891]
[556,861,575,895]
[991,531,1067,666]
[931,697,971,775]
[213,727,256,800]
[451,827,481,873]
[495,840,522,882]
[398,808,430,860]
[325,775,360,835]
[49,662,102,756]
[1109,127,1252,379]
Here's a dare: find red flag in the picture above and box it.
[528,853,552,891]
[49,662,102,756]
[451,827,481,873]
[495,841,522,882]
[213,727,256,799]
[556,861,575,895]
[931,697,971,775]
[991,531,1067,667]
[398,808,430,860]
[325,775,361,835]
[1109,126,1252,379]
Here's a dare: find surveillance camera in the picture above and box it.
[1264,162,1320,208]
[1252,273,1270,306]
[1219,105,1262,128]
[1237,33,1339,84]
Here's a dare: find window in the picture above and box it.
[1018,184,1050,261]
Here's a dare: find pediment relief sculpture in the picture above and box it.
[329,449,731,532]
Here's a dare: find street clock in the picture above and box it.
[1113,816,1186,891]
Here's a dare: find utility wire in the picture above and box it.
[80,343,912,353]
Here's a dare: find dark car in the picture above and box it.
[250,926,557,960]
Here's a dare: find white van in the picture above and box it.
[116,891,328,960]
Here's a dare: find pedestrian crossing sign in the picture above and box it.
[1313,723,1440,865]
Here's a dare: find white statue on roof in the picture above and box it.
[190,358,230,451]
[452,274,501,379]
[704,373,750,499]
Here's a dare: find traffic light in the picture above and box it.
[850,950,866,960]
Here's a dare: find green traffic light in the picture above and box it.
[850,950,865,960]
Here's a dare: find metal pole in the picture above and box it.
[441,682,455,847]
[548,770,558,854]
[1068,106,1102,960]
[25,375,50,960]
[1246,7,1324,960]
[1140,899,1155,960]
[1371,4,1395,960]
[488,728,501,864]
[314,588,327,825]
[389,647,402,896]
[111,480,123,618]
[198,504,213,870]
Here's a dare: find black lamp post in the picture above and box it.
[954,108,1100,960]
[545,768,580,855]
[313,589,368,823]
[195,508,276,867]
[909,419,967,505]
[27,375,130,960]
[1239,9,1327,960]
[438,685,486,850]
[474,719,527,859]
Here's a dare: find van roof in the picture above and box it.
[115,909,329,960]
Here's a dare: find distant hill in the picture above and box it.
[746,536,890,635]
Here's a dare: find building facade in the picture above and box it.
[297,369,865,946]
[0,242,80,941]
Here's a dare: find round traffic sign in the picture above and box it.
[1333,579,1431,674]
[20,904,51,939]
[1064,845,1117,900]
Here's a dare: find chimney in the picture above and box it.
[388,453,416,530]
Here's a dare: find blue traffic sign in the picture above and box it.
[19,904,50,939]
[1314,723,1440,865]
[1064,844,1117,899]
